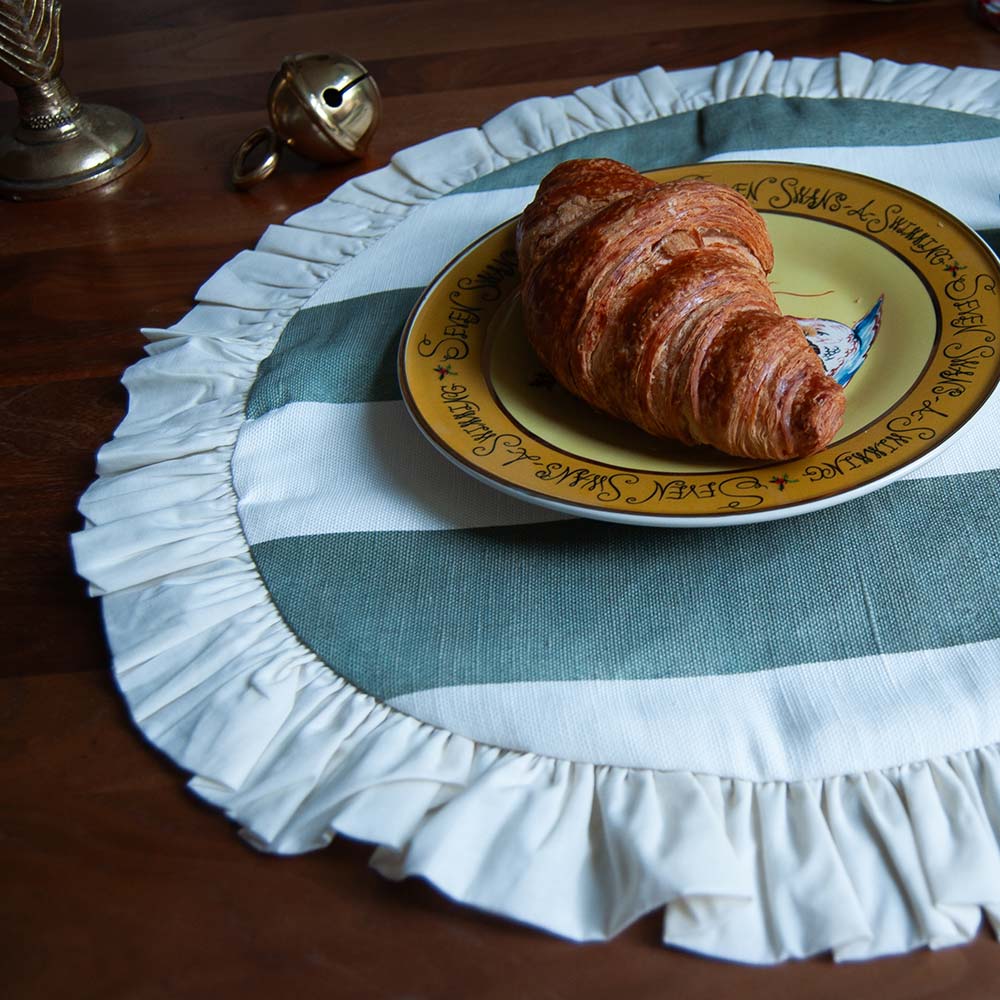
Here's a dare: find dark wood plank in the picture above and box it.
[1,245,237,384]
[0,378,128,679]
[5,3,992,127]
[57,0,431,41]
[2,0,992,129]
[47,0,962,93]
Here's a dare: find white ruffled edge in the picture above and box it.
[72,52,1000,964]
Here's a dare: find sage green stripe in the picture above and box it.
[250,470,1000,700]
[245,287,420,418]
[457,96,1000,194]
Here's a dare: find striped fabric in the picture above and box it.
[74,53,1000,964]
[235,90,1000,779]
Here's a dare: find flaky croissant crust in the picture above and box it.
[515,158,846,461]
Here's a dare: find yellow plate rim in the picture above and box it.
[397,161,1000,527]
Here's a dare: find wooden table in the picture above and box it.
[3,2,999,996]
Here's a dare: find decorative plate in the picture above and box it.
[398,162,1000,526]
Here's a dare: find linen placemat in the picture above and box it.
[74,51,1000,964]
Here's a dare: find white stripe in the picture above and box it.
[233,397,1000,542]
[705,137,1000,230]
[388,636,1000,782]
[300,137,1000,312]
[233,401,565,543]
[911,385,1000,479]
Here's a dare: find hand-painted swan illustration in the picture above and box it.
[795,295,883,386]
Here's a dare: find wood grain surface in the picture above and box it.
[2,2,999,997]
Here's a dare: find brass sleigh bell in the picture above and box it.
[232,53,381,190]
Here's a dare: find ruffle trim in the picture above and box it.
[72,52,1000,963]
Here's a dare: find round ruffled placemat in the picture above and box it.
[73,51,1000,964]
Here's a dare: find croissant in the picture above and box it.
[515,158,846,460]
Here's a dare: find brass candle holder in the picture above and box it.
[0,0,148,200]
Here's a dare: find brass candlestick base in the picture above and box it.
[0,1,148,201]
[0,95,148,201]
